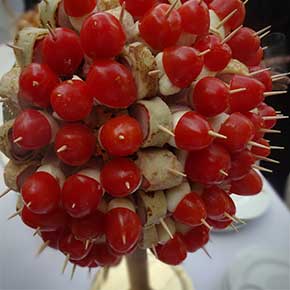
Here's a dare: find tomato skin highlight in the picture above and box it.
[19,63,59,108]
[86,60,137,109]
[99,115,143,156]
[80,12,126,59]
[62,174,103,218]
[163,46,203,88]
[139,4,182,51]
[173,192,207,226]
[42,28,84,77]
[21,172,61,214]
[64,0,96,17]
[105,207,142,254]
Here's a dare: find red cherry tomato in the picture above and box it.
[174,111,213,151]
[70,249,99,268]
[105,207,142,254]
[229,75,265,112]
[194,34,232,71]
[192,77,229,117]
[206,217,232,229]
[41,230,64,249]
[227,27,260,61]
[202,186,236,219]
[64,0,96,17]
[51,80,93,122]
[19,63,59,108]
[21,206,68,232]
[42,28,84,77]
[21,172,61,214]
[257,103,277,129]
[55,124,96,166]
[59,233,92,260]
[101,158,141,197]
[155,233,187,266]
[230,169,263,195]
[80,12,126,59]
[92,243,121,267]
[173,192,207,226]
[249,66,273,92]
[99,115,143,156]
[163,46,203,88]
[241,47,264,67]
[32,39,44,63]
[86,60,137,108]
[181,225,209,252]
[12,109,53,150]
[62,174,103,218]
[243,112,265,140]
[229,149,255,180]
[185,143,231,184]
[139,4,182,50]
[70,211,105,241]
[218,113,255,152]
[178,0,210,35]
[209,0,245,30]
[119,0,156,18]
[250,138,270,157]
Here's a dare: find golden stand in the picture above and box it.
[90,249,194,290]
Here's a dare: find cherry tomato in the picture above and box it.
[101,158,141,197]
[70,211,105,241]
[80,12,126,59]
[192,77,229,117]
[105,207,142,254]
[139,4,182,50]
[59,233,92,260]
[99,115,143,156]
[92,243,121,267]
[64,0,96,17]
[119,0,156,18]
[209,0,245,30]
[86,60,137,108]
[42,28,84,77]
[155,233,187,266]
[21,172,61,214]
[178,0,210,35]
[249,66,273,92]
[55,124,96,166]
[194,34,232,71]
[163,46,203,88]
[173,192,207,226]
[230,169,263,195]
[227,27,260,61]
[12,109,53,150]
[229,149,255,180]
[250,138,270,157]
[181,225,209,252]
[19,63,59,108]
[70,249,99,268]
[241,47,264,67]
[174,111,213,151]
[218,113,255,152]
[32,39,44,63]
[62,174,103,218]
[41,230,64,249]
[51,80,93,122]
[257,103,277,129]
[229,75,265,112]
[202,186,236,219]
[206,217,232,229]
[185,143,231,184]
[21,206,68,232]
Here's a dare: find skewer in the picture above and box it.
[262,115,289,120]
[6,43,23,52]
[270,146,285,150]
[122,233,127,245]
[224,212,240,223]
[260,128,281,134]
[70,264,77,280]
[254,25,271,36]
[167,168,187,178]
[271,72,290,80]
[201,247,212,259]
[85,240,90,250]
[148,69,160,77]
[36,240,50,256]
[13,137,23,143]
[7,208,22,220]
[119,2,126,24]
[0,188,11,199]
[248,141,269,150]
[209,27,220,35]
[249,67,271,76]
[198,49,211,57]
[158,125,175,137]
[216,9,238,29]
[229,88,247,94]
[46,22,57,40]
[201,218,213,231]
[33,227,41,237]
[252,164,273,173]
[165,0,179,18]
[62,254,70,274]
[222,25,243,44]
[253,155,280,164]
[262,46,268,51]
[230,223,239,232]
[259,30,271,40]
[57,145,68,153]
[264,90,288,97]
[233,216,246,225]
[160,218,174,239]
[219,170,228,177]
[243,0,249,5]
[208,130,227,139]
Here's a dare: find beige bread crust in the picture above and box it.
[39,0,61,28]
[97,0,120,11]
[138,225,159,249]
[220,59,250,76]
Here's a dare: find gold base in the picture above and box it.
[90,251,194,290]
